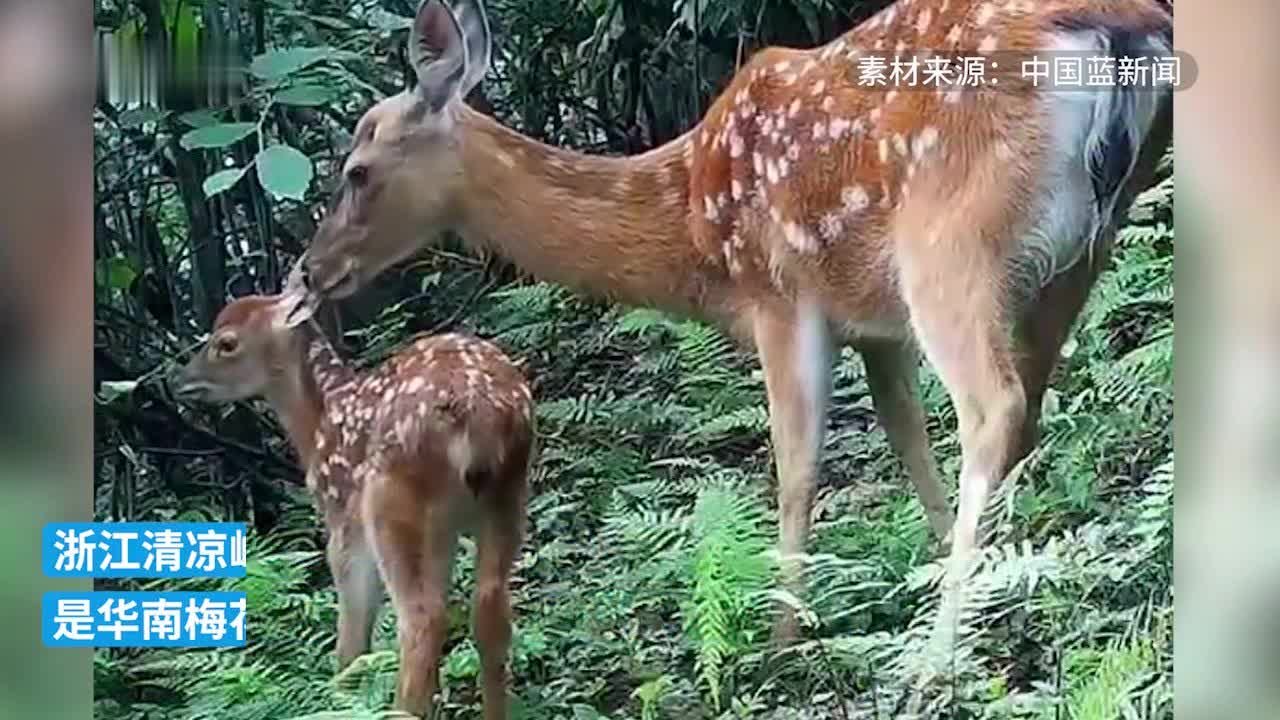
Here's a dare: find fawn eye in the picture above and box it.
[214,336,239,357]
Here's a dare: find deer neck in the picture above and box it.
[454,108,730,321]
[264,324,354,468]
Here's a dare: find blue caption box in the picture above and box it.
[42,522,247,578]
[42,591,247,647]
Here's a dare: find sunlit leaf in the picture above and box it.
[179,122,256,150]
[98,380,139,404]
[202,167,248,197]
[256,144,314,201]
[274,84,334,106]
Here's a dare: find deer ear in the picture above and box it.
[408,0,469,113]
[451,0,492,98]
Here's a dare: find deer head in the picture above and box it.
[302,0,492,299]
[172,285,317,403]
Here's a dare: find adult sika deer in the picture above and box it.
[300,0,1174,642]
[172,283,535,720]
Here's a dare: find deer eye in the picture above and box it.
[347,165,369,188]
[213,335,240,357]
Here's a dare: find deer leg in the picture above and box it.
[1010,241,1108,473]
[861,340,954,540]
[472,480,526,720]
[365,470,457,719]
[897,249,1026,582]
[754,298,834,645]
[328,521,384,670]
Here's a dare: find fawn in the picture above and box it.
[172,285,535,720]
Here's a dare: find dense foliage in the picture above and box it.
[93,1,1173,718]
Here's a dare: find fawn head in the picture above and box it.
[302,0,491,299]
[173,268,318,402]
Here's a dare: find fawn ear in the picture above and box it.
[275,290,317,330]
[276,263,317,329]
[409,0,470,113]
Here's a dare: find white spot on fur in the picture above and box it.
[946,25,963,45]
[753,152,764,176]
[818,212,843,242]
[979,34,998,54]
[774,61,791,73]
[704,196,719,222]
[731,178,744,200]
[782,221,817,253]
[765,157,780,184]
[913,126,940,159]
[916,8,932,34]
[811,80,826,96]
[976,3,996,26]
[878,138,890,163]
[893,133,908,157]
[789,98,802,117]
[842,184,870,214]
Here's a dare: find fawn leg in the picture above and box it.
[328,519,383,669]
[472,478,526,720]
[365,469,458,719]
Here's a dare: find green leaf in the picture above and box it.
[97,256,137,290]
[97,380,139,404]
[274,84,334,106]
[256,145,313,201]
[249,47,357,80]
[179,122,256,150]
[177,108,222,128]
[202,167,248,197]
